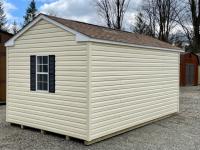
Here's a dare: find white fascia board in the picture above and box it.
[42,15,91,41]
[5,15,45,47]
[5,14,90,47]
[87,38,184,53]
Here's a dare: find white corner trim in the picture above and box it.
[5,14,90,47]
[87,38,184,53]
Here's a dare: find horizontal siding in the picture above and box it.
[7,19,89,140]
[89,42,179,140]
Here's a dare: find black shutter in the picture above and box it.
[30,55,36,91]
[49,55,55,93]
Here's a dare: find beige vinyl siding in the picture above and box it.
[6,19,89,140]
[89,42,179,140]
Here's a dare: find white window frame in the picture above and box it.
[36,55,49,92]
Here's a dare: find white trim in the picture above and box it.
[5,14,184,53]
[5,16,43,47]
[86,43,92,141]
[178,53,180,112]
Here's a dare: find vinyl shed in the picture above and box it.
[5,14,183,144]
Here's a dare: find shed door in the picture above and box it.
[186,64,195,86]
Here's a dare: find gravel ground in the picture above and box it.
[1,86,200,150]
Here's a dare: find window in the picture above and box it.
[30,55,55,93]
[36,56,49,91]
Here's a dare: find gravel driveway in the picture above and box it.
[1,86,200,150]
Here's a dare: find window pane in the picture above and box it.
[37,56,42,64]
[43,65,48,73]
[37,74,42,82]
[37,82,42,90]
[37,65,43,72]
[37,74,48,91]
[37,74,48,82]
[43,83,48,91]
[43,74,48,82]
[43,56,48,64]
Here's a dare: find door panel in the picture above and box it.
[186,64,195,86]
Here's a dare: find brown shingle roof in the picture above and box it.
[45,14,180,50]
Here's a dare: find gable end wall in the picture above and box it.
[6,19,89,140]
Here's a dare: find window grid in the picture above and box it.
[36,56,49,91]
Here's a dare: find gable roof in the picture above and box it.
[5,14,183,52]
[181,52,200,64]
[47,14,179,50]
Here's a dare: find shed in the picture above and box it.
[180,52,199,86]
[0,30,13,103]
[5,14,183,144]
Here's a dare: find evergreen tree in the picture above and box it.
[0,1,7,31]
[133,13,147,34]
[133,12,154,36]
[12,20,18,34]
[23,0,37,26]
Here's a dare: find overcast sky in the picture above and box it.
[4,0,142,30]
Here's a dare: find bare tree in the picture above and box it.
[134,0,181,42]
[96,0,130,30]
[177,0,200,52]
[157,0,176,41]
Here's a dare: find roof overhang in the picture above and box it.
[5,14,184,53]
[86,39,184,53]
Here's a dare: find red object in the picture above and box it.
[180,52,199,86]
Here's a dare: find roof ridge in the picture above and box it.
[44,14,173,45]
[40,13,180,50]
